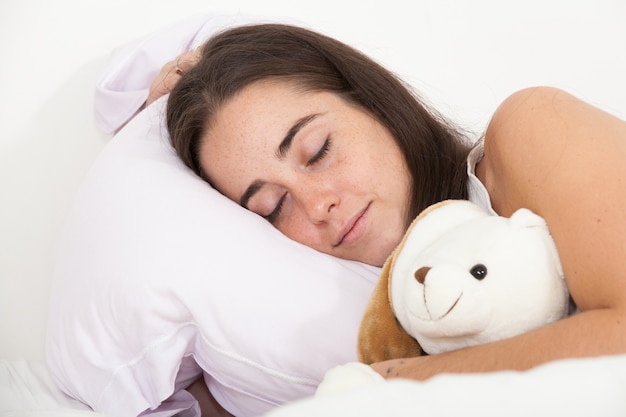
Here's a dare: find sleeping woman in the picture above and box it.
[150,23,626,416]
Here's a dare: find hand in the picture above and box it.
[370,358,405,379]
[370,356,433,381]
[146,49,200,106]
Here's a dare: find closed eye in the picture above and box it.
[265,192,287,224]
[307,137,331,166]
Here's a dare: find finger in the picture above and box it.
[145,60,179,105]
[174,49,200,74]
[147,50,199,106]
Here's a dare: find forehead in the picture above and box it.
[198,81,328,195]
[211,80,307,134]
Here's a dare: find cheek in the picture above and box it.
[277,214,323,250]
[274,195,331,251]
[339,151,383,189]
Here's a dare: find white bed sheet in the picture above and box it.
[4,354,625,417]
[264,354,626,417]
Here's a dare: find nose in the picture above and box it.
[297,183,339,224]
[414,266,431,284]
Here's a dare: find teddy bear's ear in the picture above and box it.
[357,254,423,364]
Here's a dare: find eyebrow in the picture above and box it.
[276,113,319,159]
[239,113,320,208]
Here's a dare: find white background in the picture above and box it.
[1,0,625,361]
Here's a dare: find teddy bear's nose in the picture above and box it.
[414,266,431,284]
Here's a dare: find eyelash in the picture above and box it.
[265,193,287,224]
[307,137,331,166]
[265,138,332,224]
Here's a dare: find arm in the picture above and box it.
[373,86,626,380]
[94,14,212,134]
[145,49,199,106]
[96,13,304,134]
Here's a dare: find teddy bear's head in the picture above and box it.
[358,200,571,363]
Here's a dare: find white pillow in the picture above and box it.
[45,97,379,417]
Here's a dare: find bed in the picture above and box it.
[2,2,626,416]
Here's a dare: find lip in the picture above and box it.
[334,203,370,247]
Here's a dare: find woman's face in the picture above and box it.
[200,80,411,266]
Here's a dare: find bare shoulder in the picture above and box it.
[486,86,624,157]
[479,86,626,311]
[488,86,625,146]
[481,86,626,214]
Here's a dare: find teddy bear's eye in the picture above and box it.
[470,264,487,280]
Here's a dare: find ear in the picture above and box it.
[357,254,423,364]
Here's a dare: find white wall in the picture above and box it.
[1,0,625,361]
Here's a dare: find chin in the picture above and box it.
[363,252,388,268]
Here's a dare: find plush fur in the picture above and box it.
[357,200,570,364]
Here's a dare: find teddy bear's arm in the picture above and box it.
[357,257,422,364]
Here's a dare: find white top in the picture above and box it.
[466,138,497,215]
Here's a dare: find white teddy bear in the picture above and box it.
[318,199,571,394]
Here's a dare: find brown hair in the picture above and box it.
[167,23,472,224]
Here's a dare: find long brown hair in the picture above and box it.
[167,23,472,225]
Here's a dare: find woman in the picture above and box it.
[165,23,473,267]
[154,23,626,415]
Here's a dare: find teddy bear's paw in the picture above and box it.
[315,362,385,397]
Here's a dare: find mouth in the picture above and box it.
[333,203,370,248]
[424,293,462,321]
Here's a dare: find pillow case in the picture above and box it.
[45,96,379,417]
